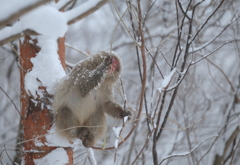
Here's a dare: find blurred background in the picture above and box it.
[0,0,240,164]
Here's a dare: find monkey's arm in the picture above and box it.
[104,101,131,119]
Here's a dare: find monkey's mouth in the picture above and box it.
[111,57,119,72]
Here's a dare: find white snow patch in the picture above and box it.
[158,68,176,92]
[33,148,69,165]
[114,139,119,149]
[112,126,122,148]
[0,0,41,22]
[45,124,73,147]
[112,126,122,138]
[124,116,128,123]
[20,5,68,37]
[86,148,97,165]
[35,138,44,147]
[0,5,68,41]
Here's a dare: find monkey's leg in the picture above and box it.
[56,107,79,139]
[81,110,106,148]
[104,101,131,119]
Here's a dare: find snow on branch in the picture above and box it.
[158,68,176,92]
[0,5,68,45]
[112,126,122,148]
[0,0,52,27]
[0,0,109,46]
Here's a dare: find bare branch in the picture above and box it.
[191,40,236,65]
[67,0,109,25]
[177,0,191,20]
[112,0,140,47]
[190,0,226,44]
[0,87,22,119]
[188,14,240,55]
[213,127,239,165]
[65,43,90,56]
[131,131,153,165]
[159,136,218,165]
[0,29,38,47]
[136,0,147,126]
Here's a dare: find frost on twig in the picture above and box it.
[158,68,177,93]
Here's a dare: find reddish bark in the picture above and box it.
[58,37,66,69]
[20,37,73,165]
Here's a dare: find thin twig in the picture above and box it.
[147,48,164,79]
[131,131,153,165]
[111,0,140,47]
[110,6,129,51]
[191,40,234,65]
[190,0,226,44]
[65,43,89,57]
[159,136,218,165]
[3,145,14,164]
[177,0,191,20]
[142,0,158,26]
[0,87,22,119]
[188,14,240,55]
[67,0,109,25]
[59,0,76,11]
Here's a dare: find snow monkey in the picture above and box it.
[53,51,131,148]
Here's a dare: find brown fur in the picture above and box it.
[52,51,131,148]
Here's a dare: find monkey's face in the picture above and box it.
[107,56,120,75]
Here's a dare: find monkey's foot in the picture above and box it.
[82,138,93,148]
[78,128,89,140]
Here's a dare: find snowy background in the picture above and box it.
[0,0,240,165]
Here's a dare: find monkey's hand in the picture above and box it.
[122,109,132,121]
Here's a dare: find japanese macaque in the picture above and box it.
[52,51,131,148]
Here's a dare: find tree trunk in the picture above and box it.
[19,36,73,165]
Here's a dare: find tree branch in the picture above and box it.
[0,29,38,47]
[67,0,109,25]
